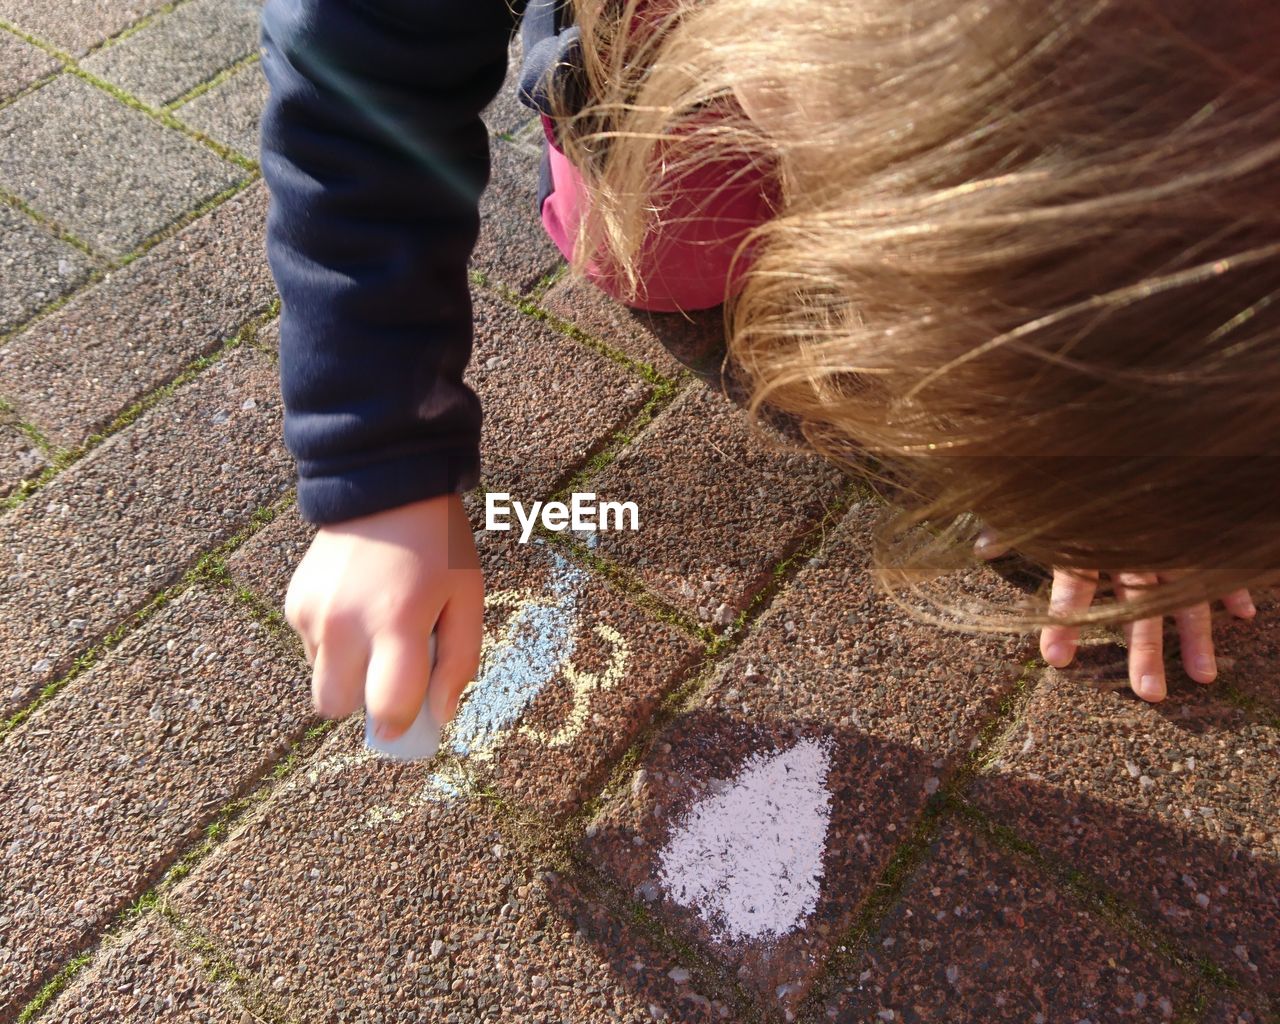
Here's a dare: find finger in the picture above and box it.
[973,527,1009,561]
[283,567,312,635]
[311,638,369,719]
[1221,588,1257,620]
[1173,601,1217,684]
[1116,573,1165,702]
[1040,567,1099,668]
[427,577,485,726]
[365,630,436,742]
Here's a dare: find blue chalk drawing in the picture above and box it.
[305,545,629,833]
[447,552,586,761]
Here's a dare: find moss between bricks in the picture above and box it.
[1,301,279,513]
[165,50,262,114]
[65,65,259,174]
[0,487,292,741]
[953,799,1242,1003]
[10,691,328,1024]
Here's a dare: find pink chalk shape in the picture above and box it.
[657,736,834,944]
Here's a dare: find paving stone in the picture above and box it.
[1202,995,1272,1024]
[0,202,96,336]
[225,292,651,608]
[0,181,273,450]
[0,74,244,256]
[81,0,261,108]
[0,30,59,101]
[0,344,292,718]
[582,502,1032,1012]
[472,137,562,294]
[818,822,1194,1024]
[482,32,538,139]
[541,277,729,379]
[0,0,169,56]
[43,914,240,1024]
[584,712,930,1016]
[1209,586,1280,713]
[229,495,702,818]
[0,582,312,1018]
[457,533,702,816]
[970,674,1280,995]
[704,499,1034,766]
[172,57,266,158]
[469,291,649,499]
[0,422,46,498]
[583,381,845,625]
[171,718,730,1023]
[225,501,312,614]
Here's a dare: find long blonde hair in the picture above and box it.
[550,0,1280,626]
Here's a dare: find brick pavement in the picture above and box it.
[0,5,1275,1024]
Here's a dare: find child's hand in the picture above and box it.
[975,529,1256,701]
[1037,569,1255,702]
[284,493,484,740]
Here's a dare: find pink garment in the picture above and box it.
[537,114,777,313]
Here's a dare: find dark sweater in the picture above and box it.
[258,0,527,524]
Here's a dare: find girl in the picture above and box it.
[269,0,1277,743]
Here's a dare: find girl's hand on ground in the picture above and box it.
[974,528,1257,702]
[284,493,484,740]
[1038,570,1255,702]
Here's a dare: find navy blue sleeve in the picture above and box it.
[258,0,522,525]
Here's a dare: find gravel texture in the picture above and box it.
[584,381,846,625]
[1203,996,1270,1024]
[0,344,292,717]
[225,501,314,614]
[482,33,538,139]
[468,291,650,500]
[0,583,312,1018]
[171,718,728,1024]
[820,822,1195,1023]
[229,500,703,818]
[472,137,563,294]
[172,58,267,159]
[0,74,244,256]
[0,422,47,498]
[80,0,261,108]
[541,277,729,380]
[0,180,272,450]
[970,673,1280,994]
[1200,586,1280,714]
[582,502,1032,1012]
[42,914,239,1024]
[0,0,169,56]
[0,30,59,101]
[0,201,95,336]
[459,531,702,816]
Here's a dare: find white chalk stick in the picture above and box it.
[364,633,442,762]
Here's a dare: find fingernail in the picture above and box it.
[1196,656,1216,679]
[1138,674,1165,700]
[1243,600,1257,617]
[1044,642,1071,667]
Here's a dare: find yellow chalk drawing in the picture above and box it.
[518,623,629,748]
[300,551,632,834]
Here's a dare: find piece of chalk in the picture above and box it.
[364,633,442,762]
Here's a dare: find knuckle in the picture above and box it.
[316,604,363,640]
[1179,603,1212,623]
